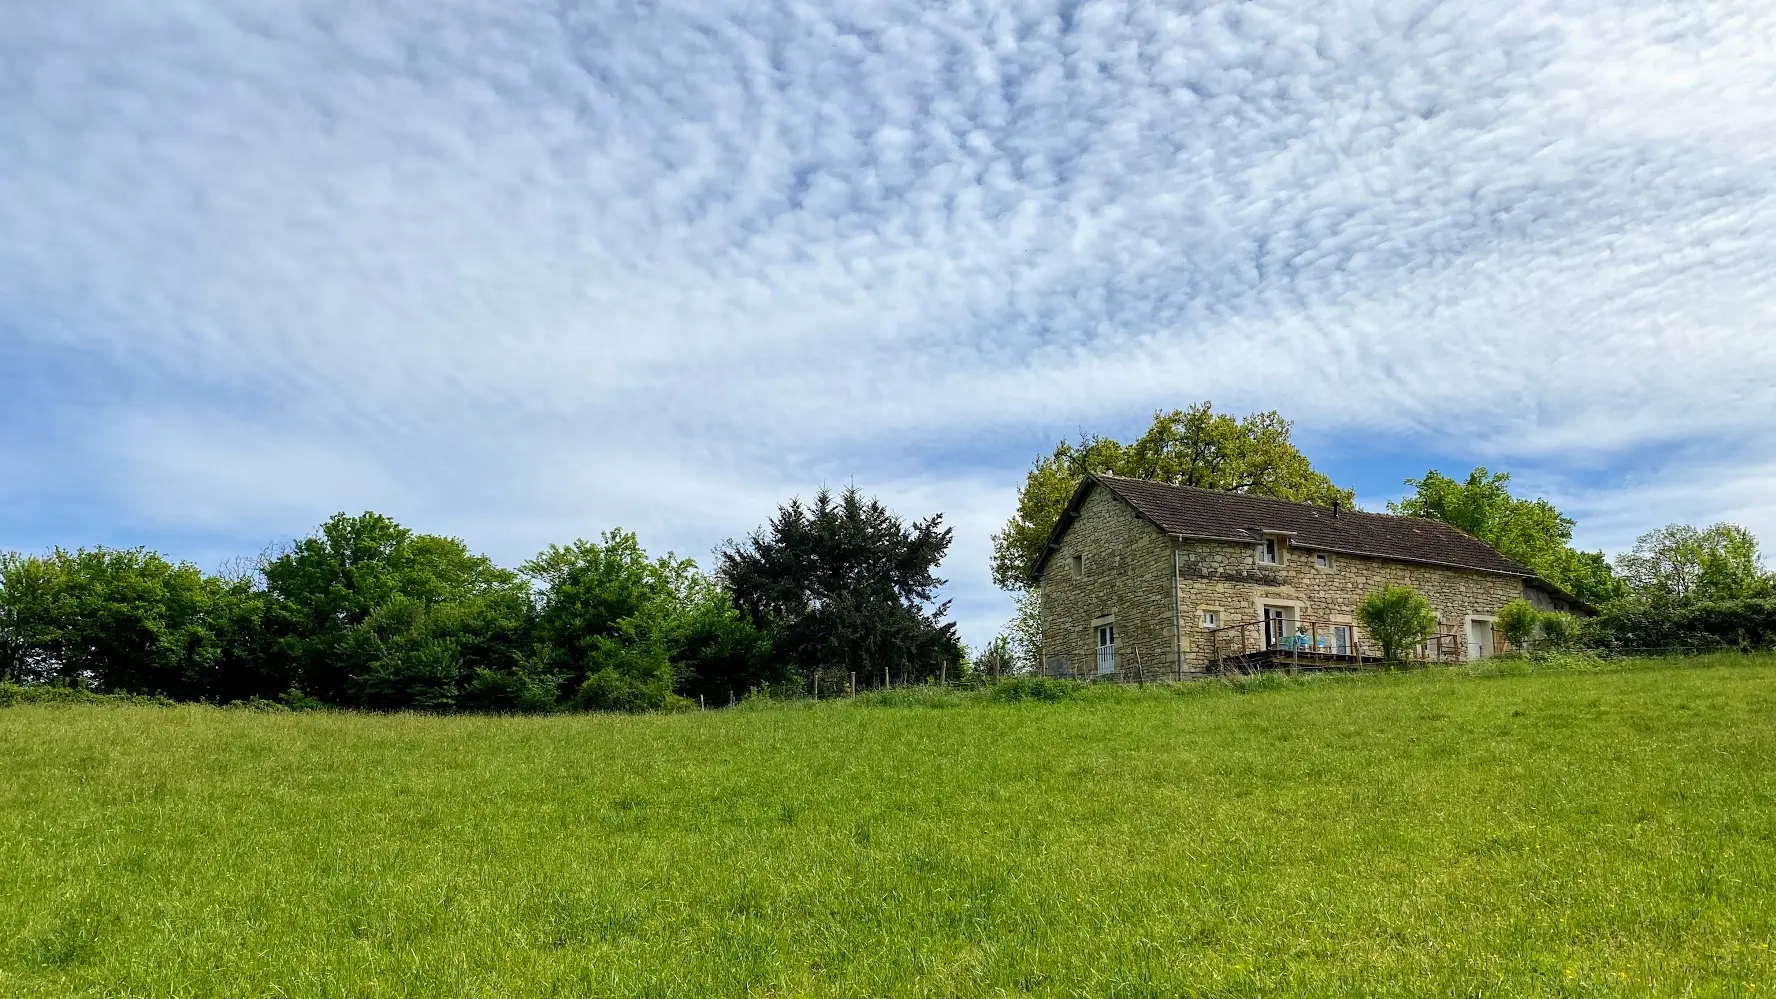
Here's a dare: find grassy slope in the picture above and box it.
[2,657,1774,998]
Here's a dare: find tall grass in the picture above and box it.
[3,655,1774,997]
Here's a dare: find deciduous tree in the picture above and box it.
[1615,523,1772,603]
[992,403,1352,590]
[262,512,534,709]
[1391,468,1624,607]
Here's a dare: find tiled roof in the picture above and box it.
[1037,473,1538,579]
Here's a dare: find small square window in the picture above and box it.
[1200,611,1220,629]
[1315,552,1331,570]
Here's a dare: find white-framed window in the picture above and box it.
[1314,552,1331,570]
[1200,610,1220,629]
[1332,625,1352,654]
[1258,537,1279,564]
[1071,553,1085,578]
[1096,623,1116,674]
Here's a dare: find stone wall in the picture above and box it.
[1176,537,1524,671]
[1037,485,1180,681]
[1039,482,1532,677]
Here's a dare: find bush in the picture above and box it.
[0,683,175,709]
[1497,600,1542,651]
[1355,586,1438,663]
[278,688,327,711]
[1580,597,1776,654]
[1538,612,1576,648]
[572,665,679,713]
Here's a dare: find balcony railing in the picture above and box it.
[1203,617,1463,672]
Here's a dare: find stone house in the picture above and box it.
[1034,473,1592,678]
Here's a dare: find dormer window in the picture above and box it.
[1258,537,1280,565]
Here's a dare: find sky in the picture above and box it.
[4,0,1776,646]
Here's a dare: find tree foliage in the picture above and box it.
[261,513,536,710]
[992,403,1353,590]
[719,487,961,686]
[0,510,796,712]
[525,530,782,710]
[1390,467,1624,607]
[1496,599,1542,651]
[1355,585,1439,663]
[1615,524,1772,603]
[0,548,264,699]
[1580,597,1776,654]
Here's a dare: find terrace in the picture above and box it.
[1203,616,1481,673]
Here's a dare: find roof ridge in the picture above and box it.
[1095,472,1467,527]
[1082,472,1536,579]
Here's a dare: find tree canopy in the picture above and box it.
[1389,467,1624,607]
[0,547,263,699]
[1615,524,1772,603]
[524,530,782,710]
[0,508,801,711]
[261,513,536,710]
[991,403,1354,590]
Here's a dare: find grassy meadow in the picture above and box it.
[3,656,1775,998]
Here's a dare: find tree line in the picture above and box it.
[0,487,963,711]
[7,403,1771,709]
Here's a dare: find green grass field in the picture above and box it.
[3,656,1775,998]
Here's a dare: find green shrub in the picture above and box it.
[459,667,559,714]
[224,697,291,712]
[1497,600,1541,651]
[0,683,175,709]
[1538,612,1576,649]
[1579,597,1776,654]
[572,668,662,712]
[1355,586,1438,663]
[278,688,327,711]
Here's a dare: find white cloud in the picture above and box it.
[3,0,1775,642]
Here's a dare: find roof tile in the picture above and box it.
[1087,473,1536,578]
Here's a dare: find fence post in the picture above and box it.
[884,666,889,690]
[850,672,856,696]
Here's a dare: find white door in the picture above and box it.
[1096,624,1116,675]
[1263,606,1291,648]
[1468,619,1495,660]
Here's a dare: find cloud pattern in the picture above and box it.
[4,0,1775,641]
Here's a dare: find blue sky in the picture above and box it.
[5,0,1775,646]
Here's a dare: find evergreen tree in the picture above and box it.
[720,487,961,687]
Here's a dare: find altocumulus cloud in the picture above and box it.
[3,0,1775,642]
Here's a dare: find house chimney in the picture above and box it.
[1332,499,1341,518]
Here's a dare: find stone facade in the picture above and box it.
[1040,482,1541,677]
[1038,485,1183,681]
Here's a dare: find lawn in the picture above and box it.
[2,656,1774,998]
